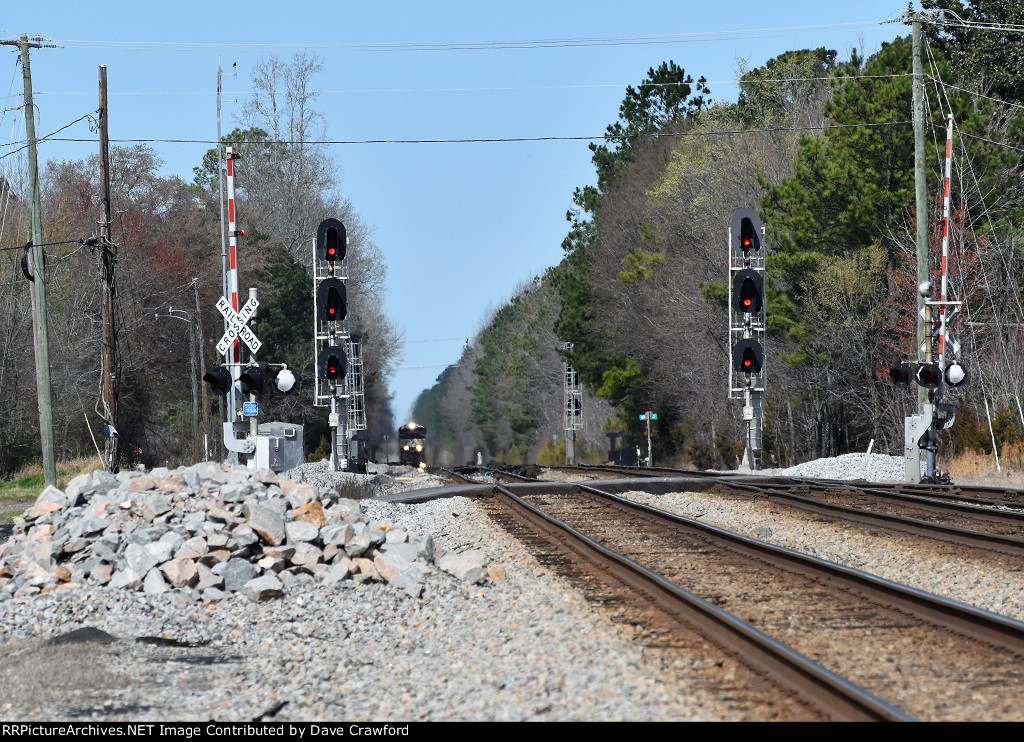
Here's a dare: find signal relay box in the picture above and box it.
[250,421,304,473]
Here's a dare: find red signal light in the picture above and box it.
[732,339,763,374]
[732,269,763,314]
[316,278,347,323]
[317,218,347,262]
[318,345,347,381]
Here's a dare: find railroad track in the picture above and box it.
[547,464,1024,508]
[541,466,1024,557]
[412,468,1024,720]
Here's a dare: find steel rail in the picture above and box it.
[572,481,1024,654]
[487,481,914,721]
[717,479,1024,557]
[544,466,1024,553]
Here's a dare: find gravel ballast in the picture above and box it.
[0,452,1019,721]
[0,462,718,722]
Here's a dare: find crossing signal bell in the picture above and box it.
[318,346,347,381]
[317,218,347,263]
[731,208,762,253]
[316,277,347,322]
[273,367,298,394]
[732,269,764,314]
[203,366,233,397]
[732,339,764,374]
[945,362,968,388]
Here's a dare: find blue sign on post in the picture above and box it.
[242,401,259,417]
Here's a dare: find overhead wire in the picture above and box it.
[31,72,915,98]
[11,119,912,148]
[45,21,897,52]
[0,110,97,161]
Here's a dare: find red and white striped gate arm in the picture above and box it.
[225,145,241,366]
[938,114,953,366]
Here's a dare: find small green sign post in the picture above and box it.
[639,411,657,466]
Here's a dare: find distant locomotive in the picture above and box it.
[398,422,427,467]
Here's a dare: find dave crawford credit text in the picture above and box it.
[1,725,412,737]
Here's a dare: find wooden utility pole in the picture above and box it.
[906,15,939,483]
[5,35,57,486]
[98,64,119,472]
[193,278,210,461]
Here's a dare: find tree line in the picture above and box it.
[0,53,399,476]
[415,1,1024,469]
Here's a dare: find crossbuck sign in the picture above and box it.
[216,295,262,356]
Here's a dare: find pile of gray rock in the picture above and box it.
[776,452,906,482]
[0,462,489,603]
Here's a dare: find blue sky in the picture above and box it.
[1,1,911,423]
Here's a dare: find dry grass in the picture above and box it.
[335,476,380,501]
[946,443,1024,488]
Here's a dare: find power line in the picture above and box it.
[919,11,1024,36]
[41,21,895,53]
[31,73,914,98]
[956,130,1024,156]
[398,364,461,371]
[405,336,467,344]
[0,110,96,161]
[928,76,1024,113]
[11,119,912,148]
[0,237,83,252]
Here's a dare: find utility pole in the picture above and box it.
[98,64,119,472]
[193,278,210,460]
[901,17,936,484]
[5,35,56,486]
[217,62,237,462]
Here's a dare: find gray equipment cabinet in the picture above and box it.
[252,422,304,473]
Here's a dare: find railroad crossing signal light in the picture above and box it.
[732,269,764,314]
[945,362,968,388]
[732,339,764,374]
[318,345,348,381]
[316,277,347,322]
[889,363,912,386]
[731,208,762,253]
[316,218,347,262]
[202,366,232,397]
[239,365,268,397]
[915,363,942,389]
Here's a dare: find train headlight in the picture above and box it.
[415,444,423,452]
[403,445,410,451]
